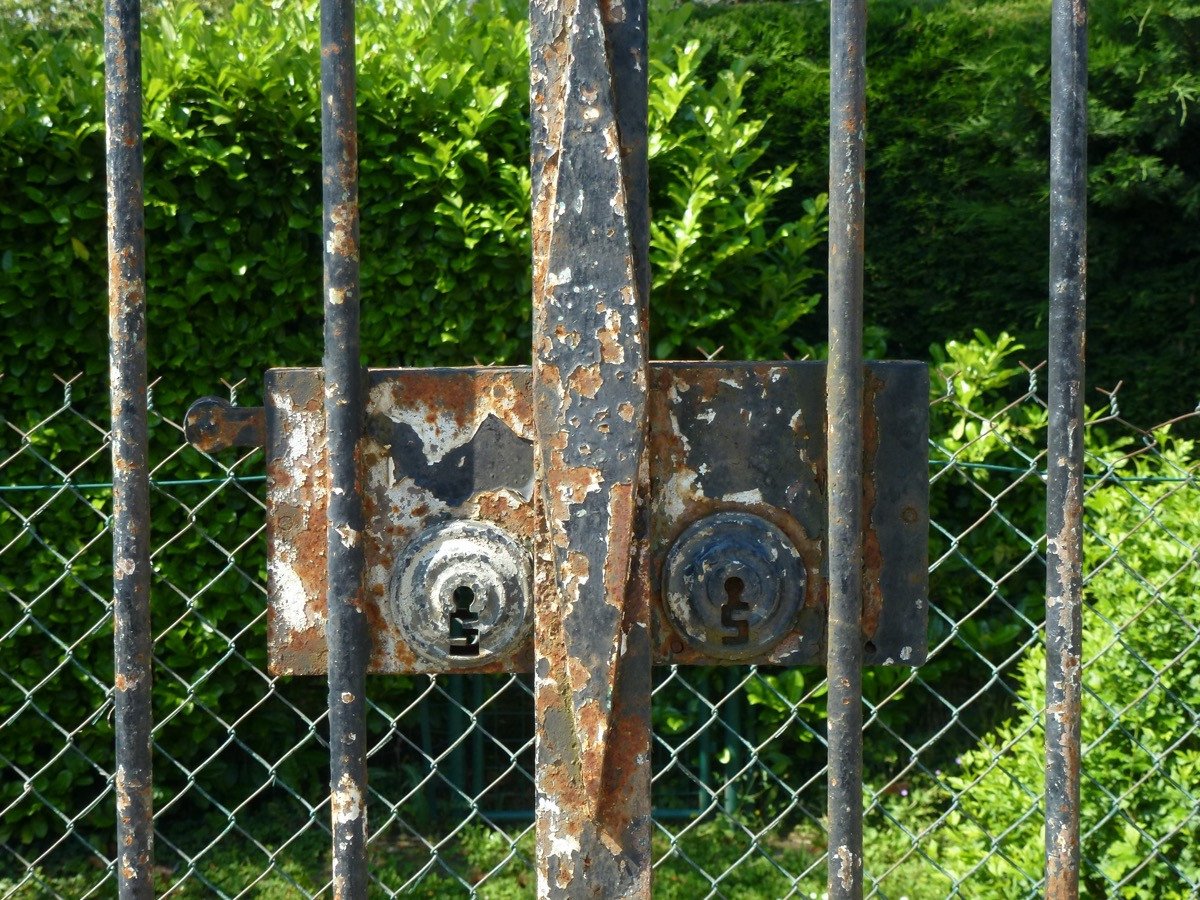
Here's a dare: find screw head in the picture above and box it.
[662,511,805,660]
[390,521,532,667]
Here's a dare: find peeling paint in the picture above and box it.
[834,844,858,891]
[249,360,927,677]
[529,0,653,893]
[332,772,364,825]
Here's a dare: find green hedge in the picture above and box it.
[0,0,825,429]
[935,427,1200,898]
[690,0,1200,424]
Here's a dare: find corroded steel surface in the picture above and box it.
[263,367,537,676]
[1045,0,1087,893]
[319,0,369,893]
[647,362,928,668]
[826,0,868,890]
[105,0,154,895]
[529,0,652,892]
[647,363,827,670]
[391,520,533,666]
[184,397,266,452]
[245,361,928,676]
[661,511,807,661]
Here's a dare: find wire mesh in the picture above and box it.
[1,368,1197,898]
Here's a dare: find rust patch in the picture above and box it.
[860,369,884,638]
[241,358,931,687]
[327,201,359,262]
[265,368,538,675]
[567,365,604,400]
[257,361,926,673]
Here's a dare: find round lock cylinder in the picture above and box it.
[391,521,532,668]
[663,511,806,661]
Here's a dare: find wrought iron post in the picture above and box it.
[105,0,154,896]
[1045,0,1087,894]
[826,0,867,894]
[529,0,653,893]
[320,0,369,895]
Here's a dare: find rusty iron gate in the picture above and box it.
[102,0,1087,897]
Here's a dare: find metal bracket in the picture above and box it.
[185,360,928,675]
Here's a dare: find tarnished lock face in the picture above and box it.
[662,511,806,661]
[389,521,533,667]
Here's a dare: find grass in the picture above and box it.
[3,775,969,898]
[2,818,833,898]
[1,800,958,898]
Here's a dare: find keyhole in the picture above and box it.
[448,585,480,657]
[720,576,750,647]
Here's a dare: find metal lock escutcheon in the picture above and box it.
[390,521,532,668]
[663,511,806,661]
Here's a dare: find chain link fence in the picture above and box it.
[1,364,1197,898]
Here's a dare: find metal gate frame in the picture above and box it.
[103,0,1088,896]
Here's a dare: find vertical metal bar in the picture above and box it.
[826,0,867,893]
[721,669,742,816]
[448,676,467,812]
[104,0,154,895]
[320,0,368,895]
[419,700,437,822]
[1045,0,1087,893]
[529,0,652,894]
[471,678,485,799]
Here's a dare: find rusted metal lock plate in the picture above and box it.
[240,359,927,675]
